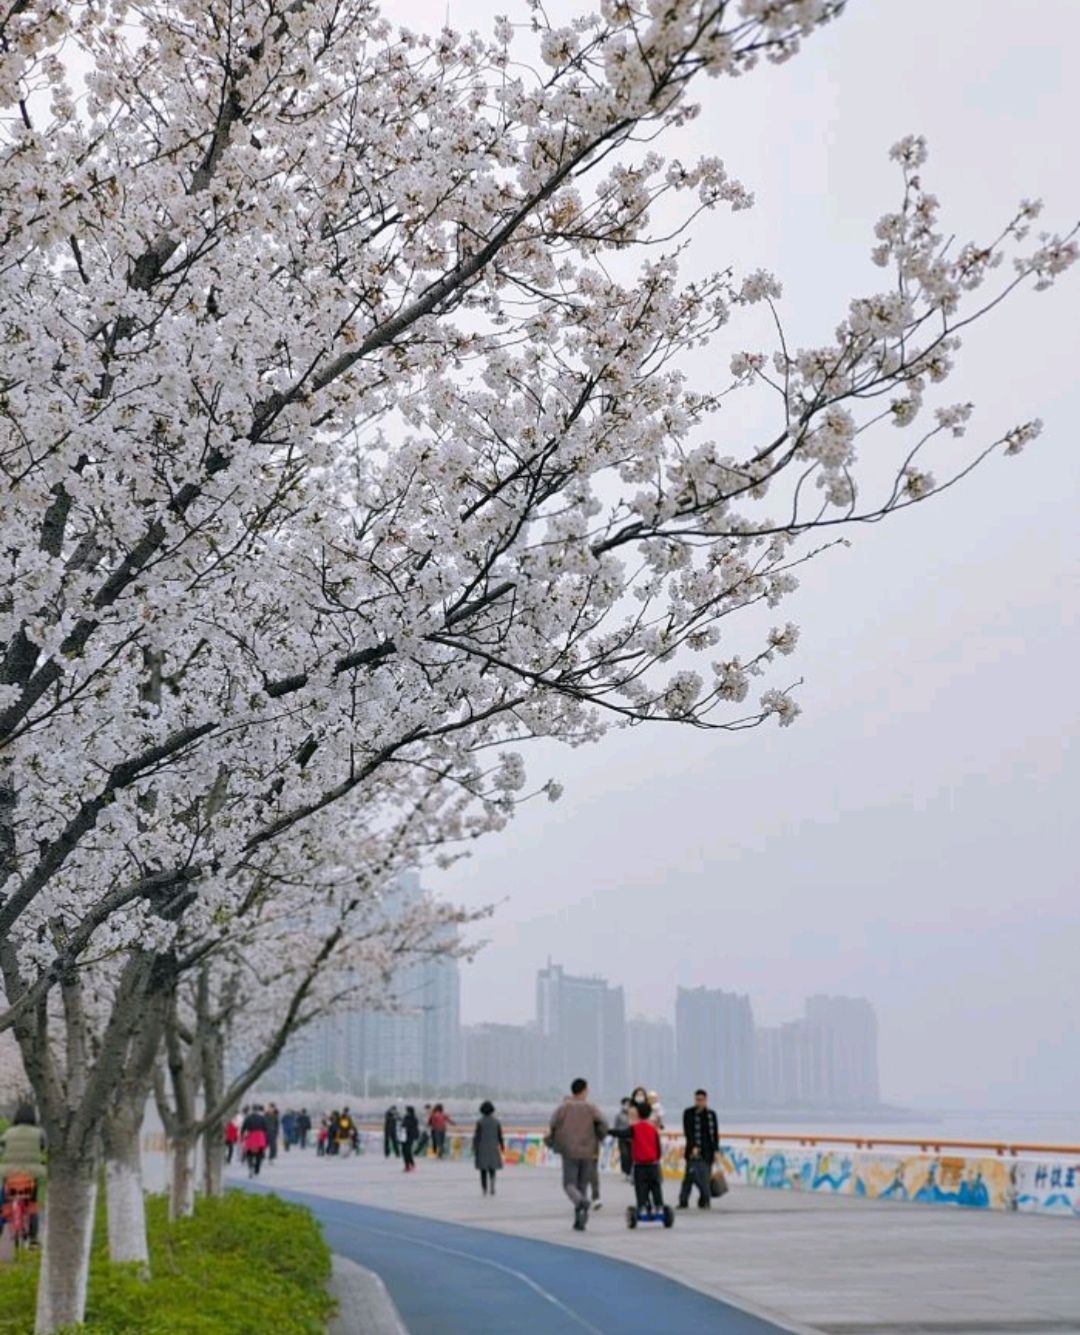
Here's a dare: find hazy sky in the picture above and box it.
[425,1,1079,1114]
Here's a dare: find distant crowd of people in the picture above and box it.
[223,1080,727,1232]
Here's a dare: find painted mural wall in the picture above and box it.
[716,1143,1014,1210]
[353,1128,1078,1219]
[1014,1159,1080,1219]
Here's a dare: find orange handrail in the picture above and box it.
[672,1131,1080,1158]
[355,1122,1079,1158]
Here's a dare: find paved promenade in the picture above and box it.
[237,1150,1080,1334]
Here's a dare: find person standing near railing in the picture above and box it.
[400,1105,420,1172]
[678,1088,720,1209]
[383,1105,400,1158]
[429,1103,453,1158]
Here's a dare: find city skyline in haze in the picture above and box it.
[427,0,1080,1118]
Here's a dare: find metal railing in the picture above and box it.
[677,1131,1080,1158]
[356,1122,1080,1158]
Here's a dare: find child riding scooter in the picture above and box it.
[611,1099,674,1229]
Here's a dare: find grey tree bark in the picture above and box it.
[0,948,172,1332]
[102,1105,149,1269]
[199,972,228,1198]
[101,980,168,1268]
[34,1150,98,1335]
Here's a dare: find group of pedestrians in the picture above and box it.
[546,1078,724,1231]
[383,1102,456,1169]
[316,1108,357,1156]
[228,1103,314,1175]
[233,1104,276,1177]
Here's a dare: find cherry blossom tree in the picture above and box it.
[151,879,470,1219]
[0,0,1075,1327]
[91,760,501,1268]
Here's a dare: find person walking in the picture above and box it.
[589,1144,603,1211]
[549,1077,608,1232]
[266,1103,280,1162]
[0,1103,47,1244]
[337,1107,355,1156]
[473,1101,504,1196]
[429,1103,454,1158]
[678,1088,720,1209]
[383,1105,400,1158]
[240,1106,270,1178]
[400,1105,420,1171]
[613,1098,633,1180]
[224,1116,239,1165]
[297,1108,312,1150]
[418,1105,433,1158]
[281,1109,296,1152]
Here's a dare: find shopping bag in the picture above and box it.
[710,1166,729,1198]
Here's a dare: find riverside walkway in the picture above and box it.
[239,1150,1080,1335]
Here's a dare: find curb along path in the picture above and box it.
[328,1255,409,1335]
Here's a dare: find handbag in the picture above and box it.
[710,1165,729,1198]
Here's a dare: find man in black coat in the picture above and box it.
[296,1108,312,1150]
[679,1088,720,1208]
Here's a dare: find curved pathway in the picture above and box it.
[271,1186,787,1334]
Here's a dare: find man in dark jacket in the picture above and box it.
[383,1106,400,1158]
[679,1088,720,1208]
[296,1108,312,1150]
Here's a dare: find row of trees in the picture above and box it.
[0,0,1074,1328]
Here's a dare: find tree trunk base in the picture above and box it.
[35,1157,98,1334]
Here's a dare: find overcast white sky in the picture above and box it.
[425,0,1079,1114]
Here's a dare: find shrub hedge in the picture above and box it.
[0,1190,334,1334]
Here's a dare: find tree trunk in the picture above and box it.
[200,1017,226,1199]
[35,1152,98,1334]
[103,1105,149,1269]
[203,1126,225,1198]
[168,1135,196,1220]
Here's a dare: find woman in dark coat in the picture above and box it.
[400,1106,420,1172]
[383,1106,399,1158]
[473,1100,505,1196]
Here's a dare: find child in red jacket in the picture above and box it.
[614,1100,666,1214]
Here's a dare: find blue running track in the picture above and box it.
[260,1186,788,1335]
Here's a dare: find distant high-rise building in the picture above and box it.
[755,997,879,1108]
[626,1016,675,1098]
[755,1020,807,1106]
[461,1022,547,1094]
[262,872,460,1092]
[674,985,755,1107]
[414,952,459,1088]
[536,962,626,1097]
[804,995,879,1108]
